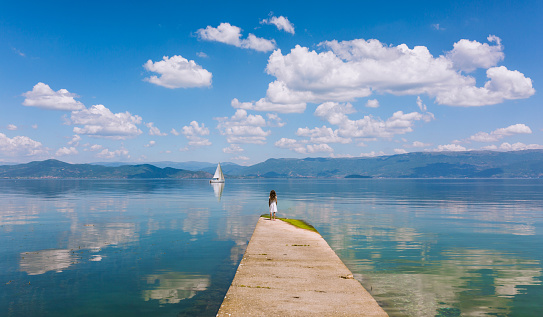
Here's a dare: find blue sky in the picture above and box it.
[1,0,541,164]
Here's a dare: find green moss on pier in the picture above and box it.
[260,214,319,233]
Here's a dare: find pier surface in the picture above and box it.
[217,217,388,316]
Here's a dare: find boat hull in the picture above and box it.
[210,180,225,183]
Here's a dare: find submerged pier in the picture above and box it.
[217,217,388,316]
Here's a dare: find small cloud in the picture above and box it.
[359,151,385,157]
[416,96,427,112]
[196,52,208,58]
[144,140,156,148]
[394,148,408,154]
[436,144,467,152]
[12,47,26,57]
[181,121,211,147]
[56,147,78,156]
[145,122,167,136]
[232,156,250,161]
[69,104,143,140]
[68,135,81,146]
[468,124,532,142]
[365,99,380,108]
[0,133,48,157]
[197,22,276,52]
[143,55,212,89]
[22,82,85,111]
[170,128,180,136]
[266,113,286,127]
[88,144,103,151]
[412,141,432,148]
[7,124,18,131]
[260,15,295,34]
[96,147,130,159]
[432,23,445,31]
[330,153,354,158]
[223,144,244,153]
[32,124,38,129]
[499,142,543,151]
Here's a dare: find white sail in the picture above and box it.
[210,163,225,183]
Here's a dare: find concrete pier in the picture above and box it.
[217,217,388,316]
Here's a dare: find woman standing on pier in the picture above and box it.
[269,190,277,221]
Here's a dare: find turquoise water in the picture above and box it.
[1,179,542,316]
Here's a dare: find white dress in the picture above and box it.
[269,200,277,213]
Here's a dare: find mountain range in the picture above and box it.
[1,150,542,179]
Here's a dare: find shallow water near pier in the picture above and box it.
[1,179,542,316]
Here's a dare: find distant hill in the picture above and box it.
[1,150,542,179]
[92,161,241,172]
[0,160,212,179]
[229,150,543,178]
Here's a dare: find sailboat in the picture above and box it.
[210,163,225,183]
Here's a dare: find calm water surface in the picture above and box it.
[1,179,542,316]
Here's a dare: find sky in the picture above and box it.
[1,0,542,165]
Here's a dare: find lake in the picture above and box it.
[1,179,542,316]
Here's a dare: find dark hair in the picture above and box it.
[269,190,277,206]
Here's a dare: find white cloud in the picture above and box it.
[314,102,434,139]
[266,113,286,127]
[262,37,534,107]
[446,35,504,73]
[12,46,26,57]
[296,126,351,144]
[144,141,156,148]
[330,153,354,158]
[197,22,276,52]
[416,96,427,112]
[216,109,271,144]
[274,138,333,154]
[7,124,18,131]
[436,144,467,152]
[499,142,543,151]
[143,55,212,88]
[435,66,535,106]
[182,121,209,137]
[231,98,306,114]
[412,141,432,147]
[96,148,130,159]
[196,52,208,58]
[223,144,244,153]
[232,156,250,161]
[359,151,385,157]
[181,121,211,147]
[365,99,380,108]
[68,135,81,146]
[56,147,78,156]
[88,144,103,151]
[0,133,47,157]
[432,24,445,31]
[22,82,85,111]
[32,124,38,129]
[394,148,408,154]
[145,122,167,136]
[69,104,142,139]
[261,15,295,34]
[170,128,180,136]
[481,145,498,150]
[469,124,532,142]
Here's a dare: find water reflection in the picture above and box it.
[142,272,210,304]
[211,182,224,201]
[20,222,137,275]
[1,179,542,317]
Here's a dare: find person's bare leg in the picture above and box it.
[270,211,273,220]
